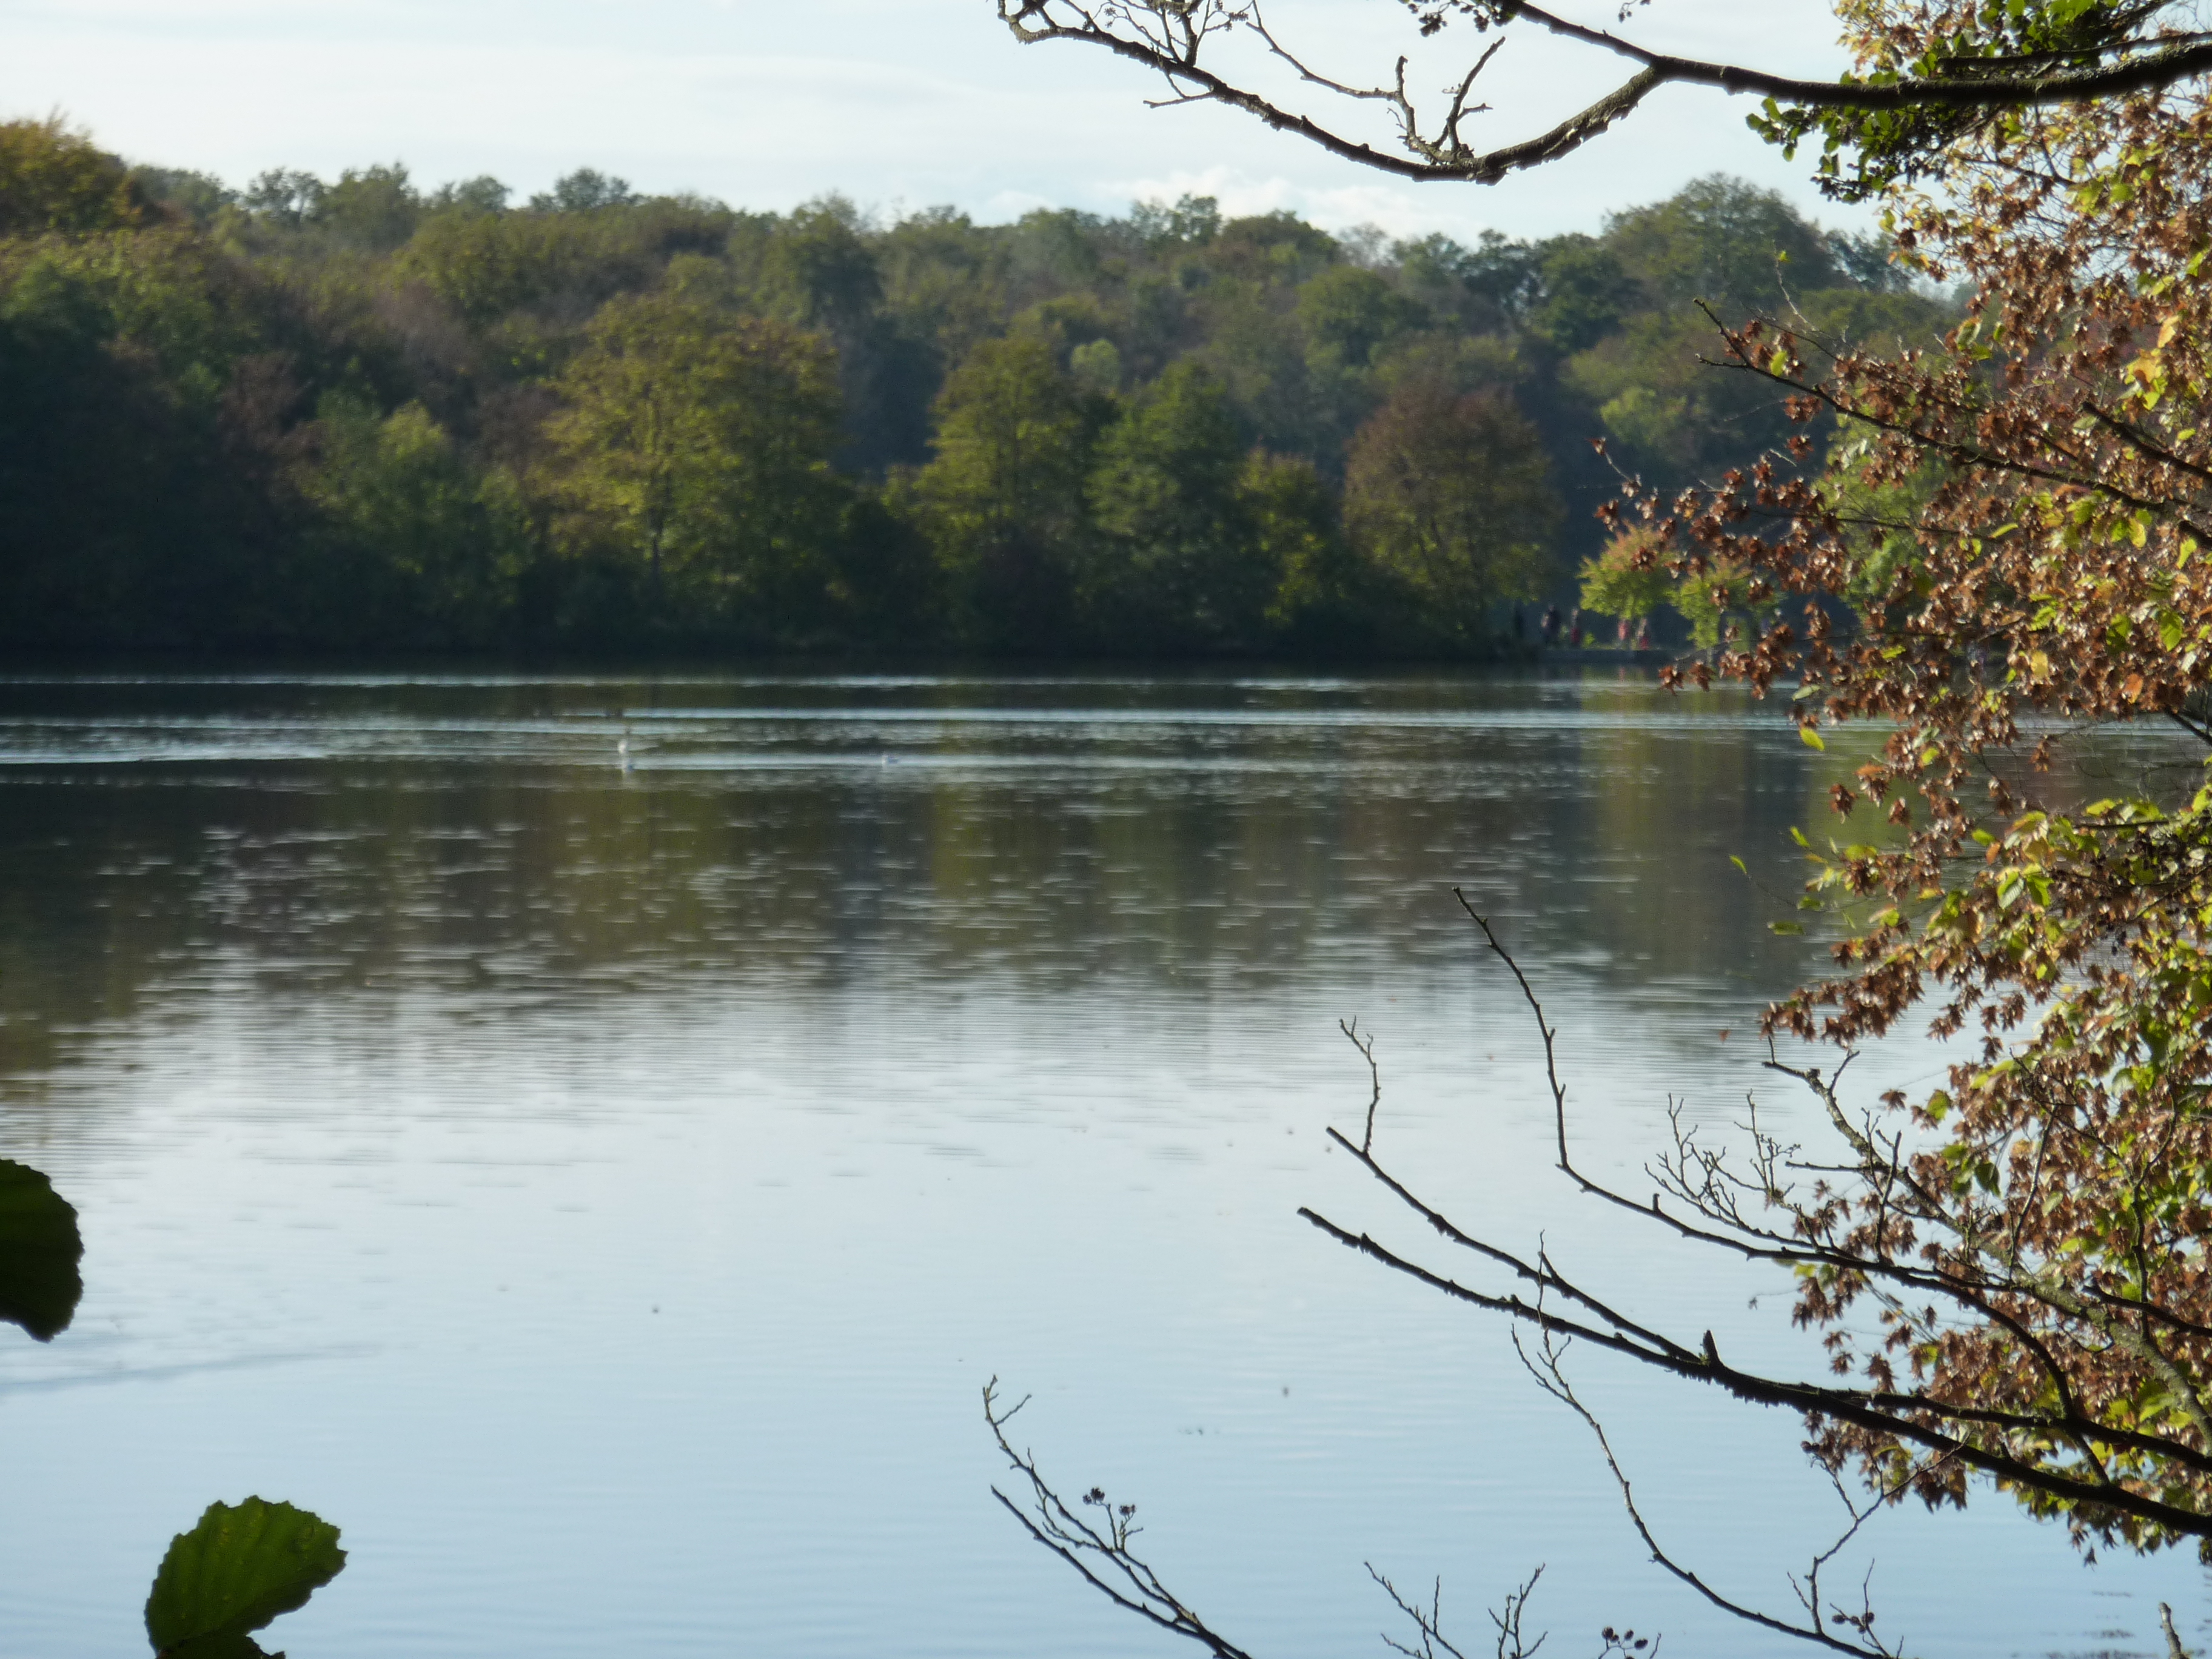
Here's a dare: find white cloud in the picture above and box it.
[1102,166,1485,241]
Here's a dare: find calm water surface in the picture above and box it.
[0,671,2202,1658]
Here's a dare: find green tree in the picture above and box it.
[528,168,637,213]
[1601,173,1840,313]
[1208,212,1338,284]
[1667,557,1774,648]
[759,199,933,473]
[1526,237,1637,354]
[394,210,600,326]
[1343,380,1559,646]
[317,164,420,251]
[1245,449,1372,651]
[303,398,529,645]
[1191,275,1340,469]
[0,119,149,236]
[427,175,510,215]
[1295,265,1427,370]
[911,333,1102,648]
[0,223,299,648]
[0,116,1966,665]
[545,289,844,624]
[761,198,882,327]
[242,169,326,229]
[130,166,235,229]
[1564,309,1745,482]
[1575,529,1675,626]
[1129,192,1221,249]
[1068,336,1122,392]
[1082,360,1268,649]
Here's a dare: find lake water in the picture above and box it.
[0,670,2202,1659]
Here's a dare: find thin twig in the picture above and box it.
[1515,1327,1906,1658]
[1342,1017,1382,1155]
[984,1378,1259,1659]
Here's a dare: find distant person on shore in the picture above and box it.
[1568,608,1583,648]
[1615,616,1630,648]
[1541,604,1561,645]
[1633,616,1652,651]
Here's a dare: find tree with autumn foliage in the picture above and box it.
[980,0,2212,1651]
[1631,45,2212,1560]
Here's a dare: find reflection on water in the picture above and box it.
[0,671,2200,1658]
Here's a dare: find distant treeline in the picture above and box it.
[0,119,1948,659]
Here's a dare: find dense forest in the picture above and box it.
[0,118,1949,659]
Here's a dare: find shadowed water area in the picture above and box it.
[0,670,2204,1658]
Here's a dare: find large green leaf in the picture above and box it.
[0,1158,82,1341]
[145,1498,346,1658]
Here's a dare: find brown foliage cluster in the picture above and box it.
[1615,82,2212,1550]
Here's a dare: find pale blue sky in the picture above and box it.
[12,1,1868,241]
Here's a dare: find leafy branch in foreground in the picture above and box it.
[1600,61,2212,1558]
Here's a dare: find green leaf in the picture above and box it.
[1768,920,1806,936]
[1729,855,1749,876]
[146,1499,346,1658]
[1798,725,1826,752]
[0,1159,83,1342]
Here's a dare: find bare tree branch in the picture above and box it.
[1515,1324,1907,1658]
[1295,907,2212,1543]
[996,1,2212,187]
[2162,1601,2193,1659]
[985,1377,1261,1659]
[989,1376,1662,1659]
[1342,1016,1382,1155]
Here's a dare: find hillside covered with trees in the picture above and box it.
[0,118,1948,659]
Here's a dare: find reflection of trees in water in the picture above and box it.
[0,680,1832,1089]
[15,675,2183,1108]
